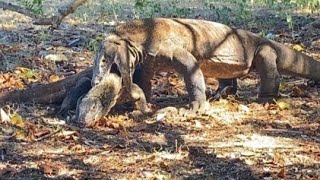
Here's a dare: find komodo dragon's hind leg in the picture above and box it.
[171,48,207,112]
[217,78,238,94]
[255,44,280,102]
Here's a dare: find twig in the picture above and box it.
[33,127,62,142]
[262,128,304,135]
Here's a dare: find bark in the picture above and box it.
[0,0,89,28]
[0,67,93,105]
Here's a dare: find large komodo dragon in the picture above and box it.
[93,18,320,112]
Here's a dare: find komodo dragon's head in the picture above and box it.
[92,34,142,93]
[76,96,104,126]
[76,73,122,126]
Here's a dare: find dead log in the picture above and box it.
[0,67,92,105]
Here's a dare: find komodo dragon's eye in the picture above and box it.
[90,103,96,110]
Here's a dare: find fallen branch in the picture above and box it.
[0,0,89,28]
[33,127,62,142]
[0,2,37,19]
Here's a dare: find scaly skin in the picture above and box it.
[92,18,320,110]
[57,77,92,117]
[76,73,122,125]
[76,73,150,126]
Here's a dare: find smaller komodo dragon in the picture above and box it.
[76,72,149,125]
[92,18,320,113]
[57,62,154,120]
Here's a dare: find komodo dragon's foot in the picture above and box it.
[129,103,154,121]
[190,100,210,114]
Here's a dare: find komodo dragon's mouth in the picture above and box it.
[110,64,121,77]
[93,63,121,86]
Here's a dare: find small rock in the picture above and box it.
[156,106,178,114]
[156,112,166,121]
[194,120,203,129]
[38,50,49,57]
[239,104,250,112]
[45,54,68,61]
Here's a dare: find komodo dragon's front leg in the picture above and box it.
[171,48,207,111]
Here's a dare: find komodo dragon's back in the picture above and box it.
[113,18,261,63]
[112,18,267,79]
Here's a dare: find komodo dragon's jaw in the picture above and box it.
[76,97,104,126]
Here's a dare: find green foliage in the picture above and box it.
[134,0,161,18]
[73,0,319,34]
[36,29,49,42]
[86,34,104,52]
[240,0,319,10]
[134,0,195,18]
[19,0,43,15]
[204,0,252,25]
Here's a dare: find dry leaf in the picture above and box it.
[274,99,290,110]
[40,163,55,175]
[0,108,10,123]
[45,54,68,61]
[291,44,304,51]
[14,67,30,74]
[69,144,86,153]
[49,74,60,83]
[0,75,6,84]
[156,112,166,121]
[10,113,25,128]
[194,120,203,128]
[131,123,147,132]
[239,104,250,112]
[58,130,77,137]
[277,168,286,178]
[15,129,27,140]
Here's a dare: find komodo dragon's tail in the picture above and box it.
[272,41,320,81]
[0,67,93,105]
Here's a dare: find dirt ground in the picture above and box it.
[0,1,320,179]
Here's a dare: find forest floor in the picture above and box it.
[0,1,320,179]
